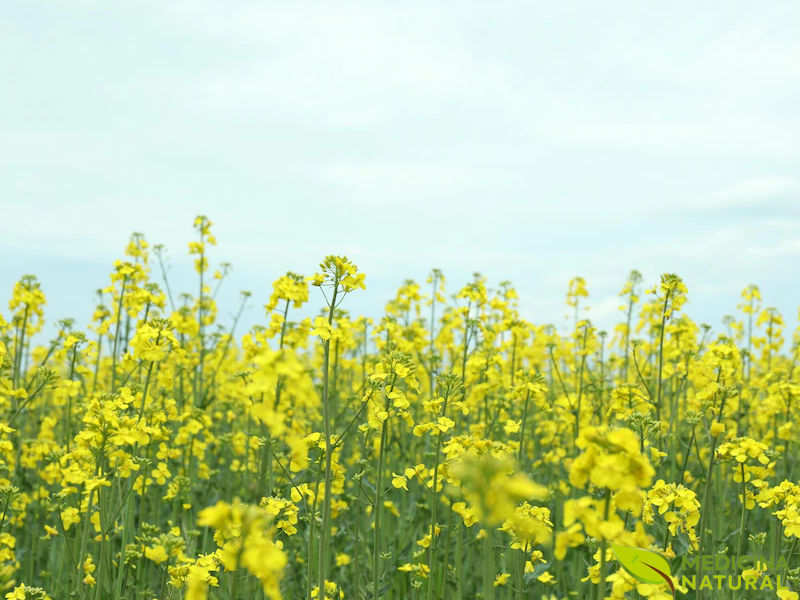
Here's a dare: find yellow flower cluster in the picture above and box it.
[643,479,701,550]
[1,219,799,600]
[449,453,548,526]
[194,499,287,600]
[570,426,655,497]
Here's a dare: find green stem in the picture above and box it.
[697,385,726,599]
[518,389,531,468]
[426,388,450,600]
[597,488,611,600]
[136,334,160,423]
[655,288,671,422]
[319,282,339,598]
[482,528,496,600]
[734,461,747,591]
[110,277,128,392]
[12,304,30,389]
[373,405,389,600]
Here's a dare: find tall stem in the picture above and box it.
[373,399,389,600]
[482,528,496,600]
[623,289,635,382]
[319,283,338,598]
[110,277,128,392]
[426,388,450,600]
[697,384,726,598]
[734,461,747,591]
[655,288,671,422]
[746,297,753,381]
[596,488,611,600]
[575,326,589,441]
[429,274,438,399]
[12,305,29,389]
[518,389,531,467]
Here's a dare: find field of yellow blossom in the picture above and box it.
[0,216,798,600]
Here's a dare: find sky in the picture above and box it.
[1,1,798,345]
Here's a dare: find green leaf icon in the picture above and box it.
[611,544,673,585]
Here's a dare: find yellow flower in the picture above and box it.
[555,524,585,559]
[129,321,176,362]
[83,555,96,586]
[5,585,26,600]
[4,584,53,600]
[493,573,511,586]
[43,525,59,539]
[186,564,209,600]
[450,454,547,525]
[570,426,654,491]
[436,416,455,433]
[501,502,553,547]
[197,502,232,529]
[61,507,80,531]
[391,473,408,491]
[537,571,556,583]
[151,462,170,485]
[335,553,351,567]
[145,544,169,564]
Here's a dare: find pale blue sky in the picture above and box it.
[1,1,798,343]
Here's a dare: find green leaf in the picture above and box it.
[673,531,691,556]
[611,544,672,585]
[523,562,551,585]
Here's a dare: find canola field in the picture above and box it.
[0,216,798,600]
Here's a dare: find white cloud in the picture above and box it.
[1,0,798,342]
[710,177,799,206]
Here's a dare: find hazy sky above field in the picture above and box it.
[1,1,798,342]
